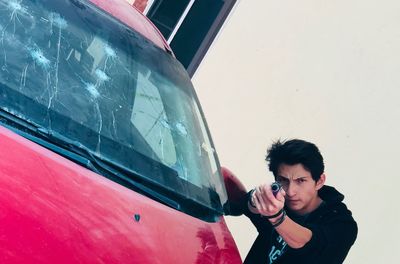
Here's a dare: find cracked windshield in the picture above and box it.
[0,0,226,212]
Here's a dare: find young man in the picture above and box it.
[242,139,357,264]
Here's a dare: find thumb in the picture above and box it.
[276,188,286,201]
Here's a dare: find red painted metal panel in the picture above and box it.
[0,126,241,263]
[88,0,172,53]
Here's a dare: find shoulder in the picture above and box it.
[316,200,356,223]
[317,185,356,222]
[309,200,358,243]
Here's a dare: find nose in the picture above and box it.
[285,182,296,197]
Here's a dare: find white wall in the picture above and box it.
[192,0,400,263]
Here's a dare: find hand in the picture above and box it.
[252,183,286,217]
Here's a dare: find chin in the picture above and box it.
[287,204,303,213]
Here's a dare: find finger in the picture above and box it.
[254,187,266,209]
[258,185,276,209]
[254,187,267,211]
[275,189,286,203]
[258,185,282,216]
[260,184,270,196]
[263,185,280,208]
[261,184,273,202]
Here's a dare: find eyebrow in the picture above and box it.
[277,175,308,180]
[277,175,289,180]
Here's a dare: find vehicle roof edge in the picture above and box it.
[89,0,174,55]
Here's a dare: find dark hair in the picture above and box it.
[266,139,324,182]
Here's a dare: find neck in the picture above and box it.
[306,196,323,214]
[295,196,323,216]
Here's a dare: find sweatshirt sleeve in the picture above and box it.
[290,217,358,263]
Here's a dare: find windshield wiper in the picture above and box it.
[40,130,185,211]
[0,108,223,220]
[39,130,222,220]
[0,108,183,210]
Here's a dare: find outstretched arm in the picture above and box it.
[251,184,312,248]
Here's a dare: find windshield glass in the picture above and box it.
[0,0,227,215]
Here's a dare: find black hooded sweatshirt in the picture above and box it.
[242,185,358,264]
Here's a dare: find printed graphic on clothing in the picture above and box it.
[269,235,287,264]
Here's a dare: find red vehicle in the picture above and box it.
[0,0,243,263]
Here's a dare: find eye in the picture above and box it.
[277,176,289,185]
[296,178,306,184]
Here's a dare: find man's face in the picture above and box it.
[276,163,325,215]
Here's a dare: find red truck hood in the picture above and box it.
[0,126,241,263]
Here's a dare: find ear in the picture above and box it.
[315,173,326,190]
